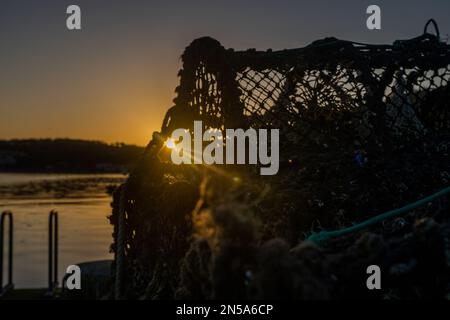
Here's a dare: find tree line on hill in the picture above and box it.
[0,139,145,173]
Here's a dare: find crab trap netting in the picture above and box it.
[110,22,450,299]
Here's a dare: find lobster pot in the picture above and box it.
[110,28,450,299]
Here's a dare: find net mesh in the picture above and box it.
[162,36,450,139]
[110,29,450,298]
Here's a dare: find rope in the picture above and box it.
[114,184,127,300]
[307,186,450,245]
[424,19,440,39]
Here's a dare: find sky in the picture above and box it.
[0,0,449,146]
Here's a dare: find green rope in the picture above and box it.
[307,186,450,245]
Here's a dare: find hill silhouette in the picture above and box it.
[0,139,144,173]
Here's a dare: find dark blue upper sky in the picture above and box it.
[1,0,449,145]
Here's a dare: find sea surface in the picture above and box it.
[0,173,126,288]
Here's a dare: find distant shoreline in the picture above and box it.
[0,168,129,174]
[0,138,144,174]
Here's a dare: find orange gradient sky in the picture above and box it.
[1,0,449,146]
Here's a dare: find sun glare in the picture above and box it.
[165,138,176,149]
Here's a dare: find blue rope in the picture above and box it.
[307,186,450,245]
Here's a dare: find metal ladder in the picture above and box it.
[0,210,59,297]
[0,211,13,297]
[47,210,58,296]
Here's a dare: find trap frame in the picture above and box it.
[111,20,450,299]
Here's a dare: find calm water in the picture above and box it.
[0,173,126,288]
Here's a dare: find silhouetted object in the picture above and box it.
[47,211,58,297]
[111,20,450,299]
[0,211,13,297]
[0,139,143,172]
